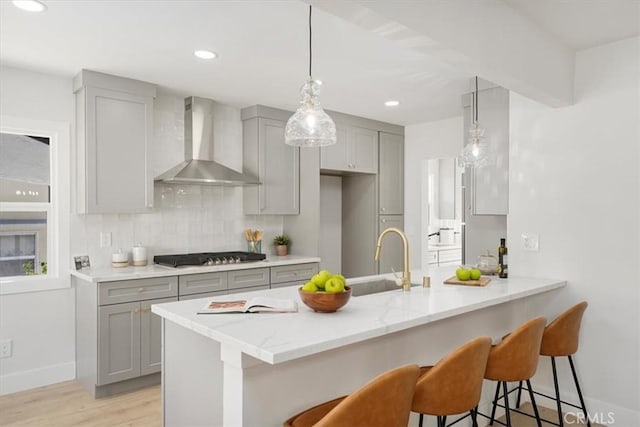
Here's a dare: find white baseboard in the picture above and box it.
[526,383,639,426]
[0,361,75,395]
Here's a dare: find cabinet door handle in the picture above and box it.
[138,287,145,293]
[381,207,386,212]
[382,219,387,223]
[134,307,140,313]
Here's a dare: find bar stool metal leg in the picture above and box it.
[526,379,543,427]
[470,407,478,427]
[516,380,523,407]
[502,381,512,427]
[568,355,591,427]
[489,381,501,425]
[551,356,564,427]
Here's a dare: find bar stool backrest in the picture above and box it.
[313,364,420,427]
[540,301,588,357]
[485,317,547,382]
[412,336,492,416]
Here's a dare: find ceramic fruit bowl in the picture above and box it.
[298,286,352,313]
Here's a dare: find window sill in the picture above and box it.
[0,275,71,295]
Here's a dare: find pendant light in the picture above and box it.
[285,5,336,147]
[459,76,491,168]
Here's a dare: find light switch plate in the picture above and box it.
[100,232,112,248]
[521,233,539,251]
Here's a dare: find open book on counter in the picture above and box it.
[198,297,298,314]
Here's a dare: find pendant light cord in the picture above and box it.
[474,76,478,123]
[309,5,312,78]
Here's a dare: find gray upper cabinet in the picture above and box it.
[378,132,404,214]
[74,70,156,214]
[321,124,378,174]
[462,86,509,215]
[242,106,300,215]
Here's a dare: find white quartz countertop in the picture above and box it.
[70,255,321,283]
[152,266,566,365]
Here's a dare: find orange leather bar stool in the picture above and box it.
[283,364,420,427]
[411,336,492,427]
[483,316,547,427]
[515,301,590,427]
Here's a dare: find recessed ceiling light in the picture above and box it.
[194,50,218,60]
[384,100,400,107]
[12,0,47,12]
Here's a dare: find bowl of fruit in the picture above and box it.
[299,270,351,313]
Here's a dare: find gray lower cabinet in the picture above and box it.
[270,263,318,286]
[270,279,308,289]
[98,296,176,385]
[228,268,270,290]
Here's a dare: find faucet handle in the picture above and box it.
[390,268,403,287]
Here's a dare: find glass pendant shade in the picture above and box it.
[459,122,492,168]
[285,79,336,147]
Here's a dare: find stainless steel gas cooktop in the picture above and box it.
[153,251,266,268]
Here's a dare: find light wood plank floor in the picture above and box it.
[0,381,161,427]
[0,381,602,427]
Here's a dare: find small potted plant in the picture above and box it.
[273,234,291,256]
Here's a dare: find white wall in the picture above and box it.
[509,37,639,424]
[404,116,463,269]
[0,67,76,393]
[0,66,285,394]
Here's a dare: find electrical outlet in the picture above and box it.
[0,339,12,358]
[521,233,539,252]
[100,232,112,248]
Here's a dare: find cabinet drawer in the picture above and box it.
[178,290,227,301]
[228,268,270,290]
[271,279,307,289]
[229,285,270,295]
[438,249,461,263]
[98,277,178,306]
[270,263,319,285]
[179,272,227,296]
[427,251,438,265]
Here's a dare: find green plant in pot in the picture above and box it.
[273,234,291,256]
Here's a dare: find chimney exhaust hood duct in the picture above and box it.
[154,97,259,186]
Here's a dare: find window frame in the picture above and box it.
[0,115,70,294]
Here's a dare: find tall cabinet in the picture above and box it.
[377,132,405,274]
[73,70,156,214]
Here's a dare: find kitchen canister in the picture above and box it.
[132,244,148,266]
[111,249,129,268]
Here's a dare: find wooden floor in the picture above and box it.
[0,381,601,427]
[0,381,161,427]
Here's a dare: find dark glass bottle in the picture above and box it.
[498,238,508,278]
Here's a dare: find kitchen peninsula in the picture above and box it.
[152,266,565,427]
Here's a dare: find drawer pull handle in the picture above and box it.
[134,307,140,313]
[141,307,151,313]
[138,287,145,292]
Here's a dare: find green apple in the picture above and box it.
[470,269,482,280]
[324,277,345,293]
[311,270,332,290]
[331,274,346,287]
[301,281,317,292]
[456,267,471,281]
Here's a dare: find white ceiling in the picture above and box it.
[0,1,638,125]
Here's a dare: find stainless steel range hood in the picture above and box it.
[155,97,259,186]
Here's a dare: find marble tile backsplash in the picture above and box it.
[70,184,284,268]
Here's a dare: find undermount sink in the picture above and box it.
[350,279,415,297]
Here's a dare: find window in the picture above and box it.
[0,116,69,294]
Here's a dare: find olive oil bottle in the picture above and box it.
[498,238,508,278]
